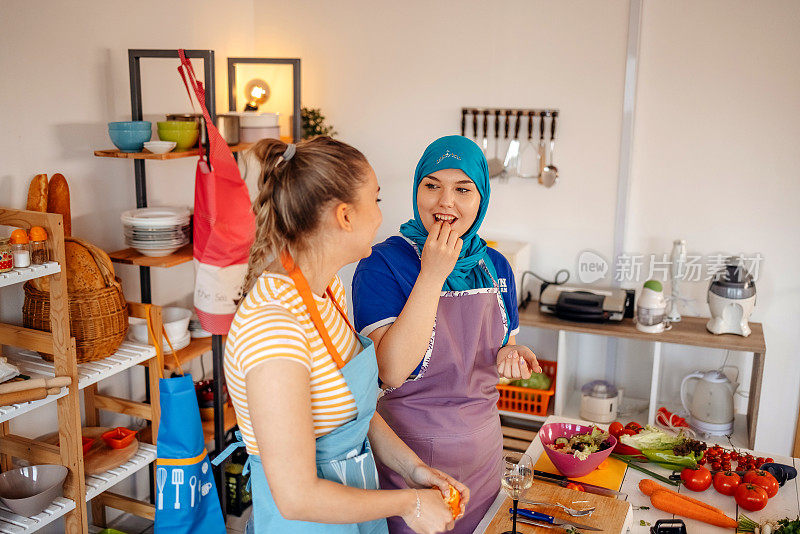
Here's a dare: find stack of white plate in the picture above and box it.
[121,207,191,257]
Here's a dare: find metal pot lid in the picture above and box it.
[709,257,756,299]
[581,380,618,399]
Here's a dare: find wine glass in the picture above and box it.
[501,452,533,534]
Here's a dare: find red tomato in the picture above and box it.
[680,466,712,492]
[620,429,637,437]
[625,422,643,433]
[565,483,585,492]
[608,422,624,437]
[713,471,741,496]
[735,483,769,511]
[743,470,779,498]
[711,462,722,471]
[766,457,774,464]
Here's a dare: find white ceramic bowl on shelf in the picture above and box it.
[128,306,192,346]
[143,141,177,154]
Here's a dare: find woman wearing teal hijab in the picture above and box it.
[353,136,541,533]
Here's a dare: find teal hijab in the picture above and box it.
[400,135,499,291]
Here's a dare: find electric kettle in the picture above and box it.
[680,369,739,436]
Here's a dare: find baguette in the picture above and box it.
[47,173,71,236]
[26,174,48,212]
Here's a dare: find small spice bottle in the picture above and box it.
[10,229,31,268]
[0,238,12,273]
[29,226,50,265]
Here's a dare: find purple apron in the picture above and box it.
[377,269,507,534]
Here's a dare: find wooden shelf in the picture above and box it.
[518,304,766,353]
[94,143,253,160]
[202,404,237,442]
[163,336,221,371]
[108,244,193,268]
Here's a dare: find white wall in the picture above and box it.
[251,0,800,454]
[0,1,256,529]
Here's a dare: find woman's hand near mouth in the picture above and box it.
[419,220,462,285]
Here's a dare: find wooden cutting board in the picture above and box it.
[534,452,628,491]
[40,426,139,475]
[484,480,631,533]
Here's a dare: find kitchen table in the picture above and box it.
[476,415,800,533]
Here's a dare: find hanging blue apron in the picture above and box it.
[156,373,226,534]
[214,252,388,533]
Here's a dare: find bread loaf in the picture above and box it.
[47,173,71,237]
[31,237,114,293]
[26,174,48,212]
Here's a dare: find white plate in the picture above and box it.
[121,207,191,228]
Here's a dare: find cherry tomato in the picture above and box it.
[713,471,741,496]
[620,429,637,437]
[731,452,739,461]
[712,462,722,471]
[721,452,731,461]
[566,483,585,492]
[625,422,643,433]
[697,456,707,465]
[681,466,712,492]
[735,483,769,511]
[743,470,779,498]
[608,422,624,437]
[766,457,774,464]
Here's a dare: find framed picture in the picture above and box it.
[227,57,301,142]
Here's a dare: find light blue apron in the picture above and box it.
[215,253,388,533]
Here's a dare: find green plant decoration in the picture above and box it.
[301,107,337,139]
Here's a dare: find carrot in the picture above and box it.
[638,480,725,515]
[650,490,738,529]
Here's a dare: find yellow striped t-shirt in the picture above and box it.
[224,272,359,455]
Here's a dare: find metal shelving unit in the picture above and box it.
[97,49,229,512]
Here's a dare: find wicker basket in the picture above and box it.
[22,239,128,363]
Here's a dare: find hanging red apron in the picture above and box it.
[177,50,255,334]
[376,279,507,534]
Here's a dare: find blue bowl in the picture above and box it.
[108,121,152,130]
[108,127,152,152]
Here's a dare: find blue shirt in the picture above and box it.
[352,236,520,377]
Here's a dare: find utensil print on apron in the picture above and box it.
[376,244,509,534]
[213,251,388,533]
[157,467,167,510]
[173,468,184,509]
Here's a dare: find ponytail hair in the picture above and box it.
[243,136,370,295]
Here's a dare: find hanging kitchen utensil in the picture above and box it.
[488,110,504,177]
[481,110,489,155]
[471,109,479,143]
[460,108,468,137]
[504,110,523,175]
[537,111,547,181]
[541,111,559,187]
[518,111,538,178]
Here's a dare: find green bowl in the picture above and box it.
[156,120,199,131]
[158,128,199,150]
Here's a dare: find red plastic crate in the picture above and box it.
[496,359,557,416]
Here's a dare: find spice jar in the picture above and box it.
[10,229,31,268]
[0,238,12,273]
[29,226,50,265]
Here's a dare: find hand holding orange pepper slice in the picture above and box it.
[442,484,461,519]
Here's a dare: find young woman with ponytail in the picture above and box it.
[220,137,468,533]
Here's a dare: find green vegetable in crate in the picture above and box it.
[511,371,551,390]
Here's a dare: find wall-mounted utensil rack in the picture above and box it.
[459,107,560,185]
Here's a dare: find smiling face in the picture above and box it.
[416,168,480,237]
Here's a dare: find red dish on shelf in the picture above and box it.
[82,436,95,455]
[101,427,137,449]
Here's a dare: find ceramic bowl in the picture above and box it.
[156,120,199,130]
[108,121,152,130]
[108,127,152,153]
[0,464,68,517]
[162,307,192,341]
[539,422,616,478]
[157,128,199,151]
[143,141,177,154]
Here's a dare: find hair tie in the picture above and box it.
[282,143,296,162]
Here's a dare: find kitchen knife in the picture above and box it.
[515,516,565,531]
[534,470,626,498]
[504,110,523,170]
[537,110,547,180]
[511,508,602,531]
